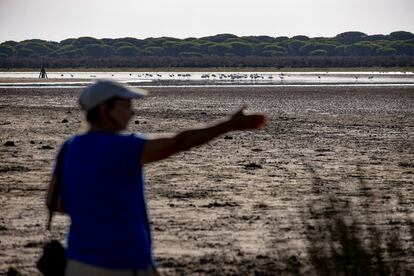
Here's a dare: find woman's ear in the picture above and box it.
[100,103,121,129]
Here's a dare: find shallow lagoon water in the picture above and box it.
[0,71,413,88]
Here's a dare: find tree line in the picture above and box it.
[0,31,413,68]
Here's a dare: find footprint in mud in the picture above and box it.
[253,203,269,209]
[38,145,54,150]
[24,241,43,248]
[244,163,263,170]
[399,162,414,168]
[0,165,29,173]
[201,201,239,208]
[315,148,332,152]
[4,141,15,147]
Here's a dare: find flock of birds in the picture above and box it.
[53,71,411,82]
[84,72,375,81]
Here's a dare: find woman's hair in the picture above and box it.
[86,97,120,123]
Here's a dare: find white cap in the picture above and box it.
[79,80,148,111]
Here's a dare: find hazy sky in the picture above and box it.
[0,0,413,43]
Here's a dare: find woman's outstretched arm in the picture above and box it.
[140,107,268,164]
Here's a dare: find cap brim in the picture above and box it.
[120,86,149,98]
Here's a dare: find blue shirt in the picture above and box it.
[54,132,153,269]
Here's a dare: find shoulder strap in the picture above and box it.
[46,142,68,231]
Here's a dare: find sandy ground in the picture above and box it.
[0,85,413,275]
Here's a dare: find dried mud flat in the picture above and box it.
[0,85,413,275]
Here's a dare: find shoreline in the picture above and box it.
[1,77,414,88]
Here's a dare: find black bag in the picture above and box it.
[37,240,66,276]
[37,143,68,276]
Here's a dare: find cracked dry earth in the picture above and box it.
[0,85,413,275]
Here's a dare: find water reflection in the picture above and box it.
[0,71,413,88]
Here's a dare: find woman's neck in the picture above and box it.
[88,122,119,133]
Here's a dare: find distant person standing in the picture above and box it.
[46,80,268,275]
[39,65,48,78]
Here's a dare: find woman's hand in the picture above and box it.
[228,106,269,131]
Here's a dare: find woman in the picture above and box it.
[46,80,268,275]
